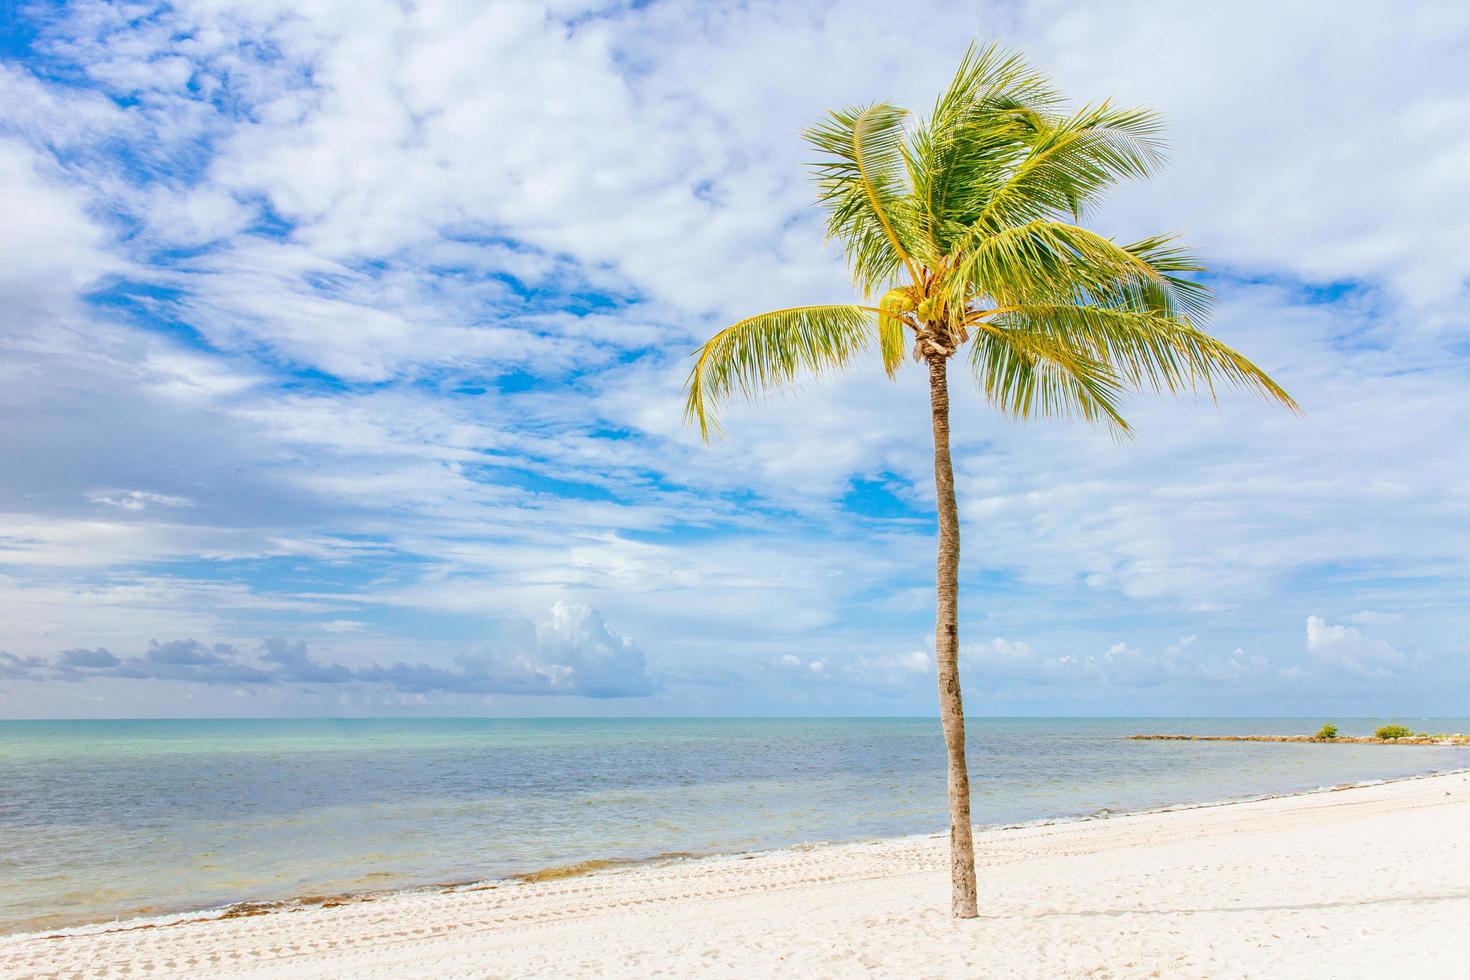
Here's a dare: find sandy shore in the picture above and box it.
[5,772,1468,979]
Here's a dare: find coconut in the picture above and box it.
[879,287,916,314]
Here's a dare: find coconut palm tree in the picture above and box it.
[682,44,1297,918]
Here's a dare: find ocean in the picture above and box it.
[3,716,1468,934]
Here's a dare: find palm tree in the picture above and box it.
[683,44,1297,918]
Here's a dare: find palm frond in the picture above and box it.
[972,101,1169,229]
[983,304,1299,410]
[907,44,1066,254]
[684,305,878,439]
[1116,234,1213,322]
[970,325,1130,434]
[946,219,1160,310]
[805,103,923,292]
[934,42,1063,120]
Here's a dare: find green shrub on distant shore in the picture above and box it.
[1375,724,1412,740]
[1315,723,1338,740]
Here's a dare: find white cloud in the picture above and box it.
[89,491,193,511]
[318,620,366,633]
[0,137,118,317]
[956,633,1273,695]
[1305,615,1405,679]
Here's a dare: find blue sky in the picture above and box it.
[1,0,1467,718]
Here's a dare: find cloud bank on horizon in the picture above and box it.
[1,0,1467,718]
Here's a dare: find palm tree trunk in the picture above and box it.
[927,353,978,919]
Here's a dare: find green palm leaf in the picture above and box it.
[684,305,878,439]
[805,103,924,291]
[907,43,1060,253]
[945,218,1160,311]
[984,304,1299,410]
[971,326,1130,433]
[1118,234,1214,321]
[973,101,1169,229]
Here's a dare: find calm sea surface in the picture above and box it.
[2,716,1468,934]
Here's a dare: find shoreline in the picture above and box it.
[7,768,1467,977]
[9,762,1468,945]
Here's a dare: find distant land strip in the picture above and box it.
[1130,734,1470,745]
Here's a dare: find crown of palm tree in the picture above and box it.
[684,43,1298,438]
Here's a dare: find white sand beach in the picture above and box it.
[5,771,1467,979]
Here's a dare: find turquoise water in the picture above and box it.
[2,716,1468,934]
